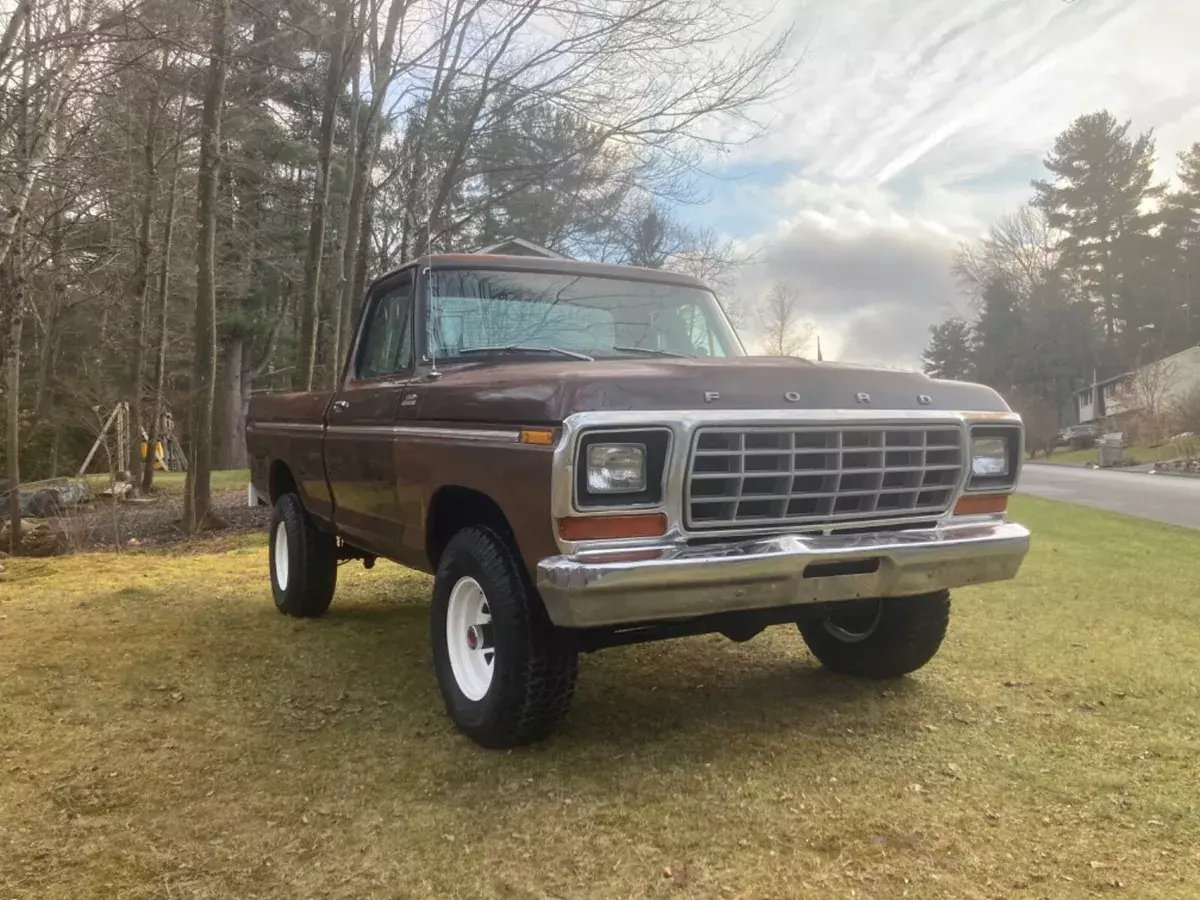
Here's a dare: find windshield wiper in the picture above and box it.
[612,345,691,358]
[458,344,595,361]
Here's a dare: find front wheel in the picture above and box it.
[270,493,337,618]
[431,526,577,748]
[797,591,950,678]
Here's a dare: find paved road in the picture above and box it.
[1018,463,1200,530]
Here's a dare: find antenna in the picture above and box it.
[424,260,441,380]
[421,122,441,381]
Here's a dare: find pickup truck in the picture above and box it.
[246,254,1030,748]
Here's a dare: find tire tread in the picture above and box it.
[798,591,950,678]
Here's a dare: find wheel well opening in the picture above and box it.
[426,486,516,570]
[269,461,298,503]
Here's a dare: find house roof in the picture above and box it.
[1073,344,1200,396]
[471,236,566,259]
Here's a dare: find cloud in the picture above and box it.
[734,181,966,367]
[697,0,1200,369]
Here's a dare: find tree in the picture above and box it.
[1113,357,1177,443]
[922,318,974,381]
[296,0,353,391]
[1032,111,1164,362]
[1160,143,1200,349]
[183,0,232,534]
[972,276,1025,392]
[759,283,812,357]
[953,205,1058,303]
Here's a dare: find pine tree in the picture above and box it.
[972,277,1025,391]
[1032,111,1164,364]
[921,318,975,381]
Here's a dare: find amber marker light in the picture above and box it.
[520,428,557,446]
[557,513,668,541]
[954,493,1008,516]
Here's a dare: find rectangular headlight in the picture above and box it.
[586,443,646,493]
[574,429,671,509]
[966,424,1022,492]
[971,436,1009,477]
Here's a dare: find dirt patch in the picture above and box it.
[35,484,270,553]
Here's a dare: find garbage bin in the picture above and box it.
[1097,433,1124,467]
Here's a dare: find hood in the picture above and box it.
[414,357,1010,424]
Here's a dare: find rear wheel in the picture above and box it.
[270,492,337,618]
[798,591,950,678]
[431,526,577,748]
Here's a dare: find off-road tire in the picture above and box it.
[798,591,951,678]
[270,492,337,618]
[432,526,578,748]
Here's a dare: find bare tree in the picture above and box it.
[954,205,1060,303]
[759,282,813,357]
[1115,358,1178,443]
[297,0,354,391]
[183,0,232,534]
[141,83,189,495]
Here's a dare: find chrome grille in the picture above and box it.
[686,424,965,529]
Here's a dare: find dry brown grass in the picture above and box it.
[2,496,1199,899]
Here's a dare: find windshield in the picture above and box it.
[426,268,744,361]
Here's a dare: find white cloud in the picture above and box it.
[705,0,1200,368]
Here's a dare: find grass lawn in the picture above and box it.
[81,469,251,495]
[1034,439,1197,467]
[2,497,1199,899]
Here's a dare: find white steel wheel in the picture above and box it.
[445,576,495,701]
[822,600,882,644]
[273,520,290,591]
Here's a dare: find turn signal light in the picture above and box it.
[557,513,668,542]
[520,428,557,446]
[953,493,1008,516]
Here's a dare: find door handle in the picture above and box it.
[331,399,350,412]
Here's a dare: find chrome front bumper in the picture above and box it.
[536,519,1030,628]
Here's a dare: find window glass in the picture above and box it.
[426,269,742,360]
[357,276,414,379]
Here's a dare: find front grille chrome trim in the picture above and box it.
[685,423,967,530]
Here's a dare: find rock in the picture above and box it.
[0,479,89,517]
[0,518,69,557]
[99,481,132,500]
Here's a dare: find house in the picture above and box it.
[1074,345,1200,424]
[471,236,566,259]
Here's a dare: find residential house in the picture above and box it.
[1074,345,1200,425]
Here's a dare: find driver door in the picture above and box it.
[325,270,415,557]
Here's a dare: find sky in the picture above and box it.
[688,0,1200,368]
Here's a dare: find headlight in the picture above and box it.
[966,425,1022,492]
[586,443,646,493]
[971,436,1009,477]
[574,428,671,509]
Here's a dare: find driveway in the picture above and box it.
[1018,463,1200,530]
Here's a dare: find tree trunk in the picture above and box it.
[5,7,30,555]
[343,0,406,351]
[0,0,29,74]
[216,337,248,469]
[325,0,369,388]
[141,85,187,495]
[297,0,353,391]
[350,192,374,328]
[127,55,166,491]
[4,272,22,557]
[184,0,231,534]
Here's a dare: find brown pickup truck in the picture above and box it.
[246,254,1030,748]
